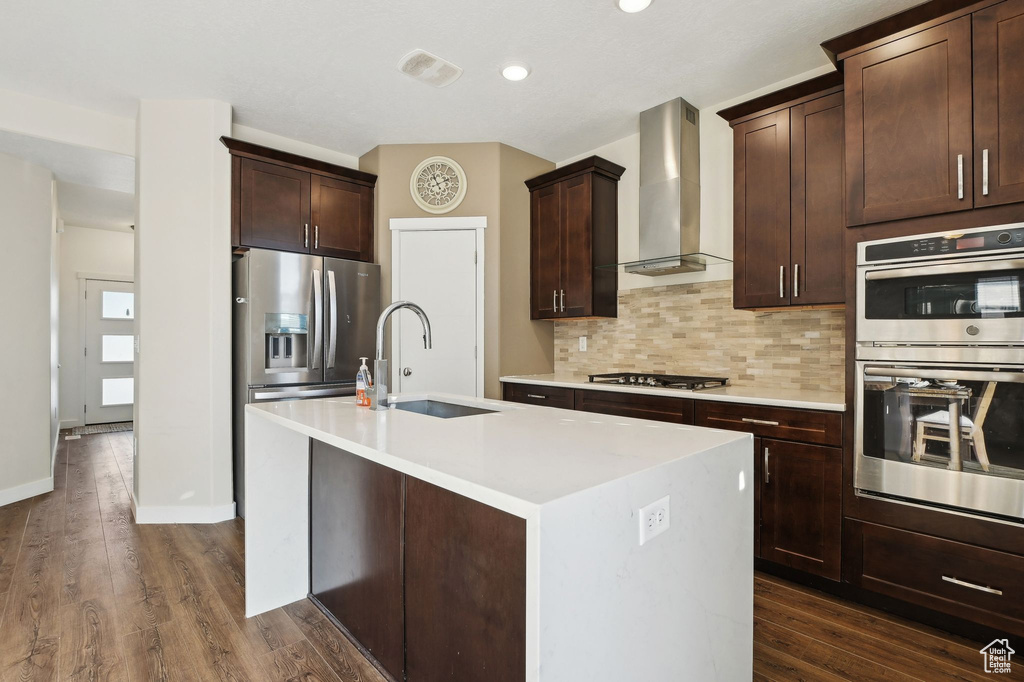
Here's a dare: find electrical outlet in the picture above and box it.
[579,335,587,352]
[638,495,670,545]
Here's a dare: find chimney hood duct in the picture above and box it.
[620,97,730,276]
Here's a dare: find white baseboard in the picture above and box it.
[0,476,54,508]
[132,499,236,524]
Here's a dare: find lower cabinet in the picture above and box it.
[845,520,1024,637]
[759,439,842,579]
[405,477,527,682]
[310,441,404,678]
[310,441,527,682]
[574,389,695,424]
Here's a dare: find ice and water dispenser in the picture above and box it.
[264,312,308,370]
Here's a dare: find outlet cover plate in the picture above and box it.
[639,495,670,545]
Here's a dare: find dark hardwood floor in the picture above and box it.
[0,432,1014,681]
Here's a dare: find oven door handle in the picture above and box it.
[864,258,1024,281]
[864,366,1024,383]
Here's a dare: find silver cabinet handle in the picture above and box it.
[764,448,770,484]
[793,263,799,298]
[314,224,319,249]
[779,265,785,299]
[326,269,337,369]
[982,149,989,196]
[942,575,1002,596]
[553,290,557,312]
[526,393,546,399]
[311,269,322,369]
[742,417,780,426]
[304,223,310,248]
[957,154,964,200]
[403,368,412,377]
[560,289,565,312]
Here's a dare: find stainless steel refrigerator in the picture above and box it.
[232,249,380,516]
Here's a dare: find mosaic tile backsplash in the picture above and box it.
[553,280,845,391]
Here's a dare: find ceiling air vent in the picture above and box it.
[397,49,463,88]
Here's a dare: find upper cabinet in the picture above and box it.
[223,137,376,261]
[840,0,1024,225]
[974,0,1024,207]
[722,74,846,309]
[525,157,624,320]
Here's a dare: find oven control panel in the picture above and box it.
[864,226,1024,262]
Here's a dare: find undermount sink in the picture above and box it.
[390,399,497,419]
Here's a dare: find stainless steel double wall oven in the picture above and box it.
[855,224,1024,523]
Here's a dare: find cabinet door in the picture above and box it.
[239,158,311,252]
[311,175,373,261]
[560,174,593,317]
[845,18,973,225]
[405,477,526,682]
[791,93,845,305]
[530,183,562,319]
[974,0,1024,207]
[733,110,792,308]
[309,441,404,679]
[760,440,842,579]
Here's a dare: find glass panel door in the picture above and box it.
[85,279,135,424]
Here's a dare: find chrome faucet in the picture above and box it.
[369,301,432,410]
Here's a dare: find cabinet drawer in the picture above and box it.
[694,401,841,446]
[574,389,694,424]
[846,521,1024,636]
[502,383,574,410]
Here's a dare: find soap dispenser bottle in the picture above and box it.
[356,357,372,407]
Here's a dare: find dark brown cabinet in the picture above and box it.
[526,156,624,320]
[405,477,526,682]
[574,389,694,424]
[760,439,842,580]
[224,137,376,260]
[310,441,527,681]
[726,78,845,309]
[694,400,843,579]
[310,441,404,679]
[974,0,1024,208]
[844,18,974,226]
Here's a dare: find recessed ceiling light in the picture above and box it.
[618,0,652,12]
[501,63,531,81]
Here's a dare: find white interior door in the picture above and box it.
[395,229,480,396]
[84,279,135,424]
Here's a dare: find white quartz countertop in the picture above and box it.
[246,392,749,517]
[500,373,846,412]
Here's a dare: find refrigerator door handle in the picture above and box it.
[327,270,338,369]
[311,269,323,369]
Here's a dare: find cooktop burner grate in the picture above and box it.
[588,372,729,391]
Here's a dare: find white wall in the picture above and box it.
[231,124,359,170]
[557,66,834,291]
[57,225,134,428]
[0,87,135,156]
[134,99,233,522]
[0,151,58,506]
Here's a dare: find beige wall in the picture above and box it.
[359,143,554,398]
[57,225,135,427]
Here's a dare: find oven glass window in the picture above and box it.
[861,368,1024,480]
[864,269,1024,319]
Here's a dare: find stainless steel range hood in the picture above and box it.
[619,98,730,275]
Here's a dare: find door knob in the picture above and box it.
[403,368,412,376]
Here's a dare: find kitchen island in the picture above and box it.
[245,393,753,682]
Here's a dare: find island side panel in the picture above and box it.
[405,476,527,682]
[244,409,311,617]
[310,440,405,680]
[537,436,754,681]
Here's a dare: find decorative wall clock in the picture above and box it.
[410,156,467,214]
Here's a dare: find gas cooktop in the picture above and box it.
[588,372,729,391]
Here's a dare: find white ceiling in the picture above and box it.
[56,181,135,232]
[0,0,919,161]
